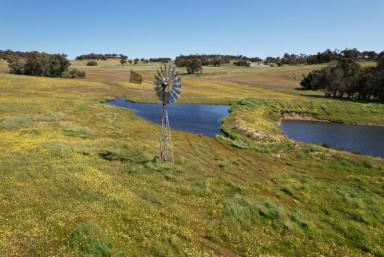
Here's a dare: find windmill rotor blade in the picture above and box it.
[173,80,181,88]
[167,65,172,79]
[171,87,181,96]
[153,64,182,104]
[168,90,177,102]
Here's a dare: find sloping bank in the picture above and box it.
[220,98,384,155]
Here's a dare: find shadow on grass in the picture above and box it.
[295,89,384,104]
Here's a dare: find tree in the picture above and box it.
[300,70,325,90]
[265,57,280,64]
[47,54,70,77]
[133,58,139,65]
[377,52,384,69]
[149,57,171,63]
[340,48,360,61]
[6,51,83,79]
[76,53,107,60]
[120,56,128,65]
[24,52,50,76]
[185,58,202,74]
[212,57,224,66]
[76,53,128,60]
[300,56,384,102]
[8,56,26,74]
[361,51,378,60]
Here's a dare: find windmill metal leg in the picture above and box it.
[160,105,174,162]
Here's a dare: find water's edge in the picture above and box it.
[108,98,230,137]
[281,119,384,158]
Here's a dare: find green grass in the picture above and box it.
[0,61,383,257]
[67,222,113,257]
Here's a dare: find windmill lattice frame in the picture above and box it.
[154,65,182,162]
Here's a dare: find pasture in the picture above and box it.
[0,60,383,256]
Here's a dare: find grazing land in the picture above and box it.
[0,60,383,257]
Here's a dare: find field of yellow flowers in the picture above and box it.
[0,65,383,256]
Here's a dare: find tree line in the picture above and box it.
[300,52,384,102]
[266,48,380,66]
[75,53,172,63]
[75,53,128,60]
[148,58,171,63]
[1,50,85,78]
[0,50,31,60]
[174,54,260,73]
[175,54,260,67]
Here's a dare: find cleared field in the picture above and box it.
[0,60,383,256]
[0,59,8,73]
[69,60,376,98]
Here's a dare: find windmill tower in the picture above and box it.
[154,65,182,162]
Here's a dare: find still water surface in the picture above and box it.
[109,99,229,137]
[281,119,384,158]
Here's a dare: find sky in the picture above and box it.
[0,0,383,59]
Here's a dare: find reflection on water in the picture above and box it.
[109,99,229,137]
[281,119,384,158]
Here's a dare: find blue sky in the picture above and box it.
[0,0,383,59]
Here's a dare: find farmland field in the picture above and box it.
[0,60,383,257]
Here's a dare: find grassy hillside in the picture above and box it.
[0,61,383,256]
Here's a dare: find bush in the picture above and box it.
[86,60,98,66]
[234,59,250,67]
[61,69,86,79]
[129,70,143,84]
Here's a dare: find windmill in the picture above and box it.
[154,65,182,162]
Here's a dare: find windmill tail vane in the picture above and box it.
[154,65,182,162]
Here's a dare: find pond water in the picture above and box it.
[281,119,384,158]
[109,99,229,137]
